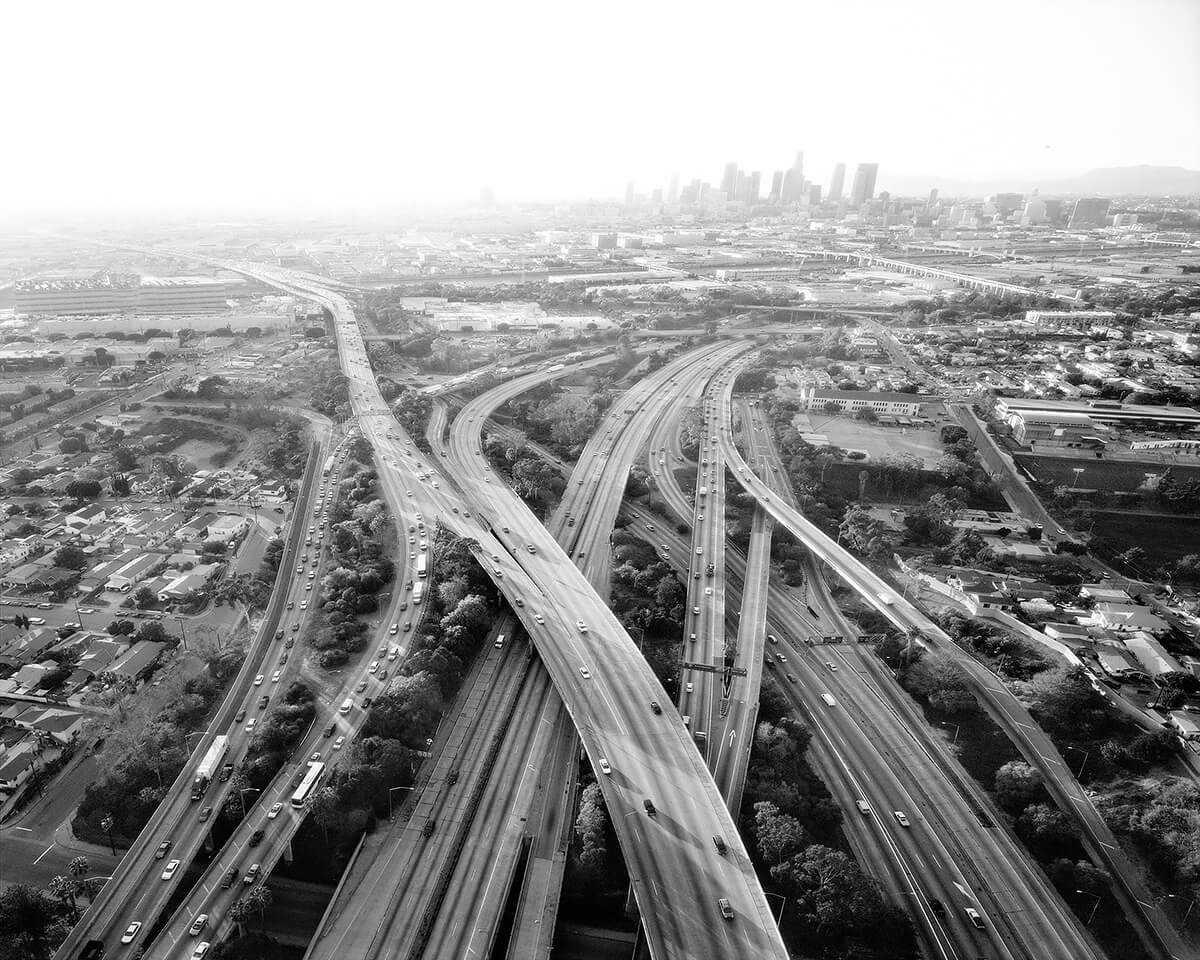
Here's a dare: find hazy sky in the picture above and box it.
[4,0,1198,215]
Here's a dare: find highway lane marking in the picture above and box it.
[33,843,55,864]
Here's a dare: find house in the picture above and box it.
[175,513,218,542]
[1096,648,1146,681]
[105,640,166,682]
[1081,584,1133,604]
[25,709,85,745]
[0,537,45,575]
[64,504,107,530]
[1123,631,1184,677]
[0,750,36,793]
[1169,711,1200,740]
[77,638,128,676]
[205,515,249,542]
[14,661,53,688]
[105,553,165,593]
[1091,603,1170,635]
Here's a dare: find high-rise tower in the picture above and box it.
[849,163,879,205]
[828,162,846,202]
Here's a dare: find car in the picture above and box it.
[598,758,611,775]
[689,632,697,643]
[300,600,309,610]
[161,859,181,880]
[245,717,256,732]
[827,662,838,671]
[191,943,211,960]
[576,620,587,633]
[646,523,655,531]
[527,544,536,554]
[310,751,322,762]
[786,673,798,683]
[306,583,313,591]
[893,811,910,827]
[695,547,703,555]
[403,622,411,633]
[369,659,379,673]
[121,921,142,944]
[697,513,704,520]
[533,613,545,625]
[649,700,662,714]
[258,694,270,709]
[199,806,213,822]
[271,670,281,683]
[704,587,712,596]
[777,653,788,663]
[234,708,246,723]
[713,835,727,854]
[644,798,656,816]
[965,907,985,929]
[929,898,946,918]
[767,634,778,644]
[718,897,735,921]
[285,637,295,649]
[155,840,172,859]
[243,863,261,885]
[323,723,335,738]
[685,681,694,693]
[388,647,398,661]
[579,666,591,679]
[692,606,700,615]
[249,828,266,847]
[296,565,304,574]
[254,675,264,686]
[78,607,96,615]
[855,799,872,815]
[291,622,300,632]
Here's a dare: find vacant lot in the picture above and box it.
[812,416,945,468]
[1090,511,1200,566]
[1015,454,1200,493]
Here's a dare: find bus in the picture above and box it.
[412,581,425,605]
[291,761,326,808]
[416,554,428,578]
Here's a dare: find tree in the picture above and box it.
[59,436,83,455]
[47,876,77,922]
[838,506,895,558]
[133,586,157,609]
[994,760,1045,814]
[65,478,102,500]
[753,801,808,866]
[52,545,89,571]
[245,884,272,929]
[854,407,879,424]
[0,883,59,958]
[107,618,136,636]
[136,621,170,644]
[574,782,608,880]
[904,653,978,713]
[309,785,340,845]
[229,897,254,936]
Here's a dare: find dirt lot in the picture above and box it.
[808,415,945,468]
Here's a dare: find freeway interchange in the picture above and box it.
[51,261,1189,960]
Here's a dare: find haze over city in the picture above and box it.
[3,0,1199,217]
[3,4,1200,960]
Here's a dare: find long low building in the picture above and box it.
[14,274,249,316]
[997,396,1200,431]
[797,386,926,416]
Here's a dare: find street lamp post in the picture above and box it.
[940,721,960,744]
[388,785,413,821]
[239,788,260,818]
[1065,745,1089,779]
[1163,893,1196,926]
[764,892,787,925]
[1076,889,1101,925]
[100,815,116,857]
[176,617,189,651]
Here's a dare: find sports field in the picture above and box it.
[1014,454,1200,493]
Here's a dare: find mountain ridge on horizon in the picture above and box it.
[877,164,1200,199]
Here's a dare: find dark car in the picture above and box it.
[199,806,213,822]
[248,829,264,847]
[713,835,727,854]
[649,701,662,715]
[155,840,171,859]
[323,723,335,738]
[929,898,946,918]
[643,799,656,816]
[220,866,239,889]
[258,695,269,709]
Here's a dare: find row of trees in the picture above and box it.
[238,680,318,790]
[482,431,564,518]
[609,532,687,691]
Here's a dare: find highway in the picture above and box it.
[208,265,787,960]
[711,359,1188,960]
[53,439,333,958]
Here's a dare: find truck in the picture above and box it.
[412,581,425,605]
[416,554,428,579]
[192,735,229,801]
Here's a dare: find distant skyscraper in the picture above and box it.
[809,185,822,205]
[769,171,784,202]
[849,163,879,205]
[748,171,762,203]
[828,162,846,202]
[781,151,805,203]
[1021,197,1047,225]
[1068,197,1112,229]
[667,172,679,202]
[928,188,939,207]
[721,162,738,198]
[625,181,635,207]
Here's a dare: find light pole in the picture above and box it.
[185,731,205,752]
[940,721,960,744]
[764,892,787,925]
[1163,893,1196,926]
[1076,889,1101,925]
[1065,744,1089,779]
[1071,467,1084,491]
[238,788,260,818]
[176,616,189,651]
[388,785,413,821]
[100,815,116,856]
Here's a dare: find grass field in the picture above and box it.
[1090,511,1200,566]
[1015,454,1200,493]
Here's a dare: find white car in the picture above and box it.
[893,811,911,827]
[161,859,181,881]
[686,682,694,693]
[271,670,281,683]
[598,758,612,775]
[695,547,703,555]
[253,675,264,686]
[576,620,587,633]
[705,587,713,596]
[121,921,142,944]
[267,802,283,819]
[300,600,308,610]
[334,736,346,750]
[188,913,208,936]
[579,666,592,679]
[534,614,545,624]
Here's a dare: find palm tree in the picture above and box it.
[68,855,91,906]
[229,897,253,936]
[48,874,78,921]
[246,884,273,930]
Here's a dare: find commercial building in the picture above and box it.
[996,396,1200,431]
[849,163,879,205]
[1068,197,1112,229]
[797,387,924,417]
[828,162,846,203]
[780,152,806,204]
[14,274,247,316]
